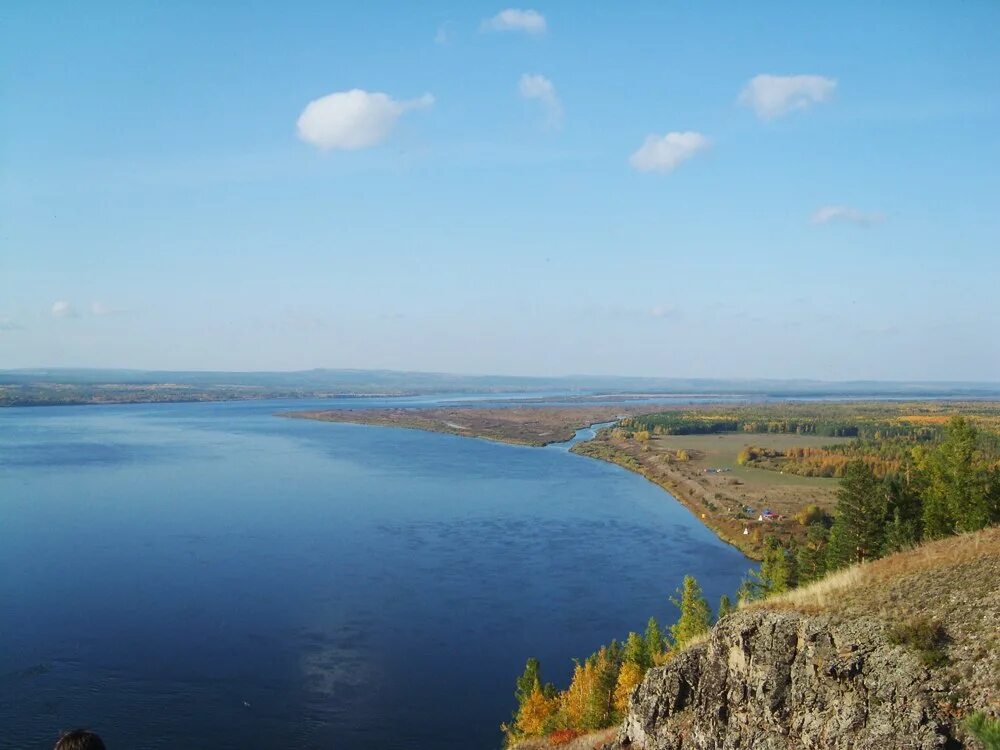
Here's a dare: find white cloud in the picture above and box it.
[629,131,710,173]
[483,8,547,34]
[0,317,22,331]
[434,23,450,44]
[649,304,679,319]
[51,300,75,318]
[811,205,885,226]
[738,74,837,119]
[90,301,118,316]
[296,89,434,151]
[519,73,562,127]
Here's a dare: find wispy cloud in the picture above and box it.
[519,73,562,128]
[649,304,679,319]
[296,89,434,151]
[90,301,126,316]
[629,131,710,173]
[434,23,450,45]
[738,74,837,119]
[0,317,23,331]
[483,8,547,35]
[811,205,885,226]
[51,300,76,318]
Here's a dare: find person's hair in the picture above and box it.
[54,729,106,750]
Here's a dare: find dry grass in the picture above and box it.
[510,728,617,750]
[751,526,1000,615]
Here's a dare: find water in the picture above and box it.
[0,398,752,750]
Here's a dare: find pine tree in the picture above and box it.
[670,575,712,649]
[643,617,665,665]
[796,523,829,584]
[623,631,650,671]
[514,657,541,709]
[922,417,997,537]
[717,594,734,621]
[826,461,886,568]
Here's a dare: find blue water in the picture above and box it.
[0,398,752,750]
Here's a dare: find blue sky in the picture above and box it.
[2,1,998,379]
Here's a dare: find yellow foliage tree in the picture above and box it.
[560,646,618,731]
[560,661,595,730]
[613,661,643,715]
[515,687,558,736]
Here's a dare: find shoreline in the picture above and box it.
[569,439,761,560]
[285,406,764,560]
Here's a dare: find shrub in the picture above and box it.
[965,711,1000,750]
[794,504,830,526]
[887,618,949,668]
[549,729,583,746]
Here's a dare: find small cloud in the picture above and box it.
[434,23,450,44]
[483,8,547,34]
[0,317,23,331]
[519,73,562,128]
[629,131,710,174]
[51,300,76,318]
[811,205,885,226]
[90,301,124,316]
[738,74,837,120]
[296,89,434,151]
[649,304,679,319]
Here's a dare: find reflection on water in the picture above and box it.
[0,398,752,750]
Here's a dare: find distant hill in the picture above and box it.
[3,367,1000,407]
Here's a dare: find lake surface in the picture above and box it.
[0,398,752,750]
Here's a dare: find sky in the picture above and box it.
[2,1,998,380]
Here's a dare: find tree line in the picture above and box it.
[502,576,723,746]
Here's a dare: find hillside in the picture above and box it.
[614,527,1000,749]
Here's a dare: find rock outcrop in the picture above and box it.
[615,609,957,750]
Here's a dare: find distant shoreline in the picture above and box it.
[285,405,767,559]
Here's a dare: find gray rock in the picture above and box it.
[615,610,955,750]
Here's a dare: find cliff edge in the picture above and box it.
[615,527,1000,750]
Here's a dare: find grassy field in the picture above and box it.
[649,433,851,490]
[573,430,854,557]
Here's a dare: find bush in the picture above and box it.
[549,729,584,745]
[965,711,1000,750]
[887,618,948,668]
[794,504,830,526]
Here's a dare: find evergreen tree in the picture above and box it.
[744,538,797,598]
[514,657,541,709]
[796,524,829,584]
[669,575,712,648]
[622,631,650,671]
[826,461,886,568]
[922,417,997,537]
[643,617,665,664]
[717,594,734,621]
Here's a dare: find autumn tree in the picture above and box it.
[613,661,644,715]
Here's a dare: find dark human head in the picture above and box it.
[54,729,106,750]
